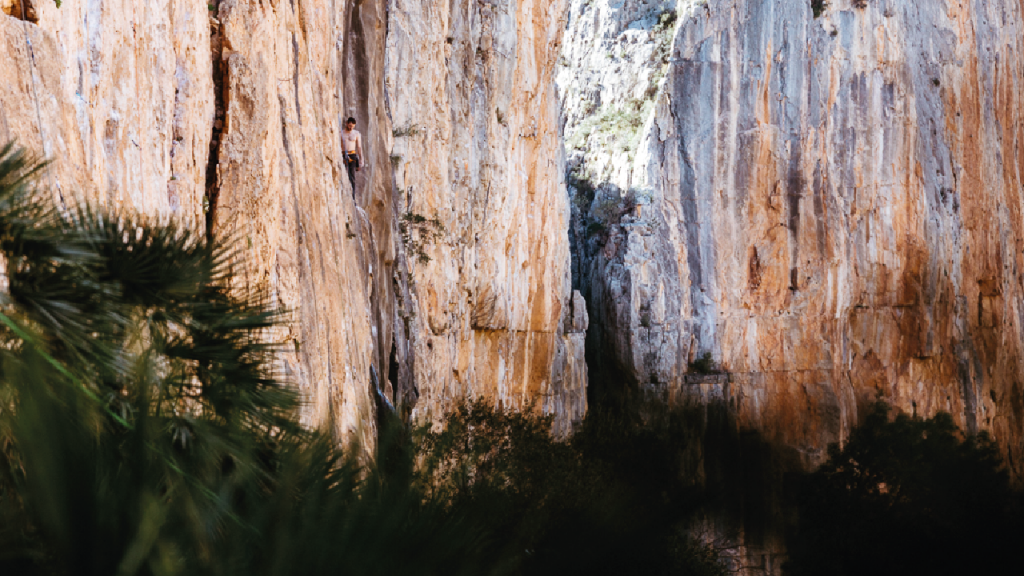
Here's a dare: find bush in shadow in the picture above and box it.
[786,400,1024,576]
[417,399,731,576]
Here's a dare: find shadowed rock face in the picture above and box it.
[565,0,1024,480]
[0,0,587,444]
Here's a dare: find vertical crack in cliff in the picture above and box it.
[559,1,689,403]
[342,0,412,424]
[205,2,227,240]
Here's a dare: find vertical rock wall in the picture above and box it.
[387,0,586,434]
[565,0,1024,478]
[209,0,390,448]
[0,0,213,225]
[0,0,384,448]
[1,0,587,442]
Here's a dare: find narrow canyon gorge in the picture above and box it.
[2,0,1023,570]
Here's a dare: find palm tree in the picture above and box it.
[0,142,496,576]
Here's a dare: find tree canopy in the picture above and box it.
[787,400,1023,576]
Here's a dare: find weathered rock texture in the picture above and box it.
[387,0,586,434]
[1,0,587,443]
[565,0,1024,480]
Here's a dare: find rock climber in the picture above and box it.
[342,117,363,194]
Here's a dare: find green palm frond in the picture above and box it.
[0,142,501,576]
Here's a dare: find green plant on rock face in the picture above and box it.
[570,98,651,162]
[590,194,625,225]
[567,122,593,151]
[399,211,445,264]
[688,351,717,374]
[392,124,421,138]
[811,0,827,18]
[639,312,652,328]
[651,9,677,66]
[655,9,678,34]
[590,187,644,226]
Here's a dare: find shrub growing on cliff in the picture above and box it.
[786,401,1023,576]
[399,211,445,264]
[810,0,827,19]
[688,352,718,375]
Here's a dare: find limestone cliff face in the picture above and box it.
[0,0,586,442]
[565,0,1024,478]
[387,0,586,434]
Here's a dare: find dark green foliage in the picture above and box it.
[569,171,597,200]
[418,399,731,576]
[0,143,493,576]
[787,401,1024,576]
[399,211,445,264]
[688,351,717,374]
[811,0,826,19]
[585,221,606,237]
[656,9,678,31]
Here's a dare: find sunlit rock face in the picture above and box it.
[0,0,383,449]
[1,0,587,443]
[0,1,213,225]
[386,0,586,435]
[565,0,1024,477]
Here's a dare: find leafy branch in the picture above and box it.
[399,211,445,264]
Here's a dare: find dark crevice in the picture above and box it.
[205,3,227,241]
[341,0,411,430]
[291,33,303,122]
[387,341,399,404]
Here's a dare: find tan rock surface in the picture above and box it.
[1,0,588,443]
[386,0,586,435]
[0,1,378,447]
[565,0,1024,480]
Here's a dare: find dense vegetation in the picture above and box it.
[418,400,731,576]
[787,401,1024,576]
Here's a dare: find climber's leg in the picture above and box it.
[346,155,357,194]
